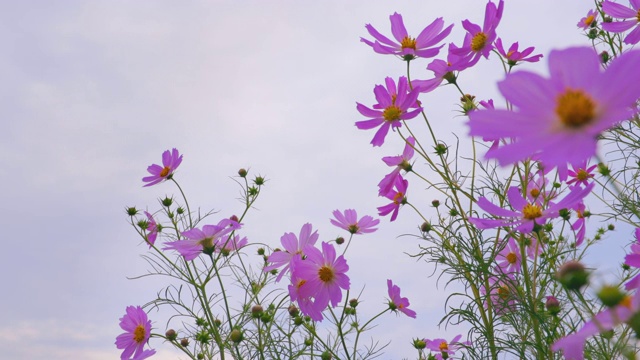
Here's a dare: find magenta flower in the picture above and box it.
[424,334,470,360]
[142,148,183,187]
[524,234,545,259]
[577,9,598,30]
[164,219,240,261]
[330,209,379,235]
[263,223,319,282]
[288,260,325,321]
[412,44,467,92]
[494,38,542,66]
[378,136,415,196]
[468,47,640,174]
[496,237,521,274]
[143,211,158,247]
[387,279,416,318]
[469,183,594,233]
[356,77,422,147]
[449,0,504,68]
[294,242,350,312]
[624,228,640,290]
[571,202,588,247]
[115,306,156,360]
[216,235,248,256]
[361,13,453,61]
[482,274,518,314]
[602,1,640,44]
[378,175,408,222]
[566,161,597,187]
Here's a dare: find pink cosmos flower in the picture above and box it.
[387,279,416,318]
[494,38,542,66]
[602,0,640,45]
[115,306,156,360]
[577,9,598,30]
[356,77,422,147]
[424,334,470,360]
[288,260,324,321]
[524,234,545,259]
[624,228,640,290]
[143,211,158,247]
[263,223,319,282]
[449,0,504,69]
[482,274,518,314]
[142,148,183,187]
[378,136,415,196]
[496,237,521,274]
[378,175,408,222]
[330,209,379,235]
[361,13,453,61]
[552,292,640,360]
[469,183,594,233]
[411,44,467,92]
[164,219,240,261]
[293,242,350,313]
[566,161,597,187]
[216,235,248,256]
[468,47,640,175]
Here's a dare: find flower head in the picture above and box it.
[468,47,640,174]
[164,219,241,261]
[378,175,409,222]
[143,211,158,247]
[330,209,379,234]
[496,237,521,274]
[263,223,319,282]
[361,13,453,61]
[424,334,470,360]
[378,136,415,196]
[142,148,183,187]
[602,1,640,45]
[482,274,518,314]
[115,306,156,360]
[216,235,248,256]
[387,279,416,318]
[494,38,542,66]
[577,9,598,30]
[566,161,597,187]
[449,0,504,68]
[356,77,422,147]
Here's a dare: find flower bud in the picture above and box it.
[545,296,561,316]
[197,354,204,360]
[432,200,440,207]
[165,329,177,341]
[304,338,313,346]
[556,260,589,291]
[413,338,426,350]
[349,298,359,308]
[126,207,138,216]
[251,305,264,318]
[288,304,299,317]
[254,176,265,186]
[421,221,432,232]
[180,338,189,347]
[260,313,272,323]
[230,215,239,223]
[230,329,244,343]
[257,247,265,255]
[600,51,610,64]
[238,168,248,177]
[321,350,332,360]
[336,237,345,245]
[434,143,448,155]
[162,197,173,207]
[294,316,303,326]
[176,207,185,215]
[597,285,626,307]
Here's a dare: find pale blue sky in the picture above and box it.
[1,1,600,358]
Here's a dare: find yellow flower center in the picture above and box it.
[506,252,518,264]
[506,50,515,58]
[318,266,334,282]
[160,166,171,177]
[555,89,596,128]
[637,10,640,22]
[471,32,487,52]
[383,105,402,121]
[199,237,214,249]
[133,324,146,343]
[439,341,449,351]
[393,191,405,205]
[498,285,510,299]
[576,169,590,181]
[348,224,359,233]
[400,36,417,50]
[522,203,542,220]
[530,188,540,198]
[585,15,595,26]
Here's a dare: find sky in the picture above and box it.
[0,1,603,359]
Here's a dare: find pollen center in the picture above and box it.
[348,224,359,234]
[522,203,542,220]
[318,266,335,282]
[576,169,590,181]
[199,237,214,249]
[400,36,417,50]
[383,105,402,121]
[556,89,596,128]
[133,324,146,343]
[585,15,595,26]
[160,166,171,177]
[506,252,518,264]
[439,341,449,351]
[471,32,487,52]
[393,191,405,204]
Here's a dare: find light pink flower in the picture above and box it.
[577,9,598,30]
[142,148,183,187]
[602,0,640,44]
[361,13,453,61]
[143,211,158,247]
[496,237,521,274]
[378,175,408,222]
[449,0,504,68]
[356,77,422,147]
[330,209,379,235]
[216,235,248,255]
[425,334,470,360]
[482,274,518,314]
[468,47,640,175]
[263,223,319,282]
[387,279,416,318]
[164,219,240,261]
[411,44,467,92]
[378,136,415,196]
[571,202,588,247]
[494,38,542,66]
[115,306,156,360]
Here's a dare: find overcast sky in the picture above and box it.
[1,1,602,359]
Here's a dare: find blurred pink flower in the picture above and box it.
[356,77,422,147]
[468,47,640,175]
[142,148,183,187]
[494,38,542,66]
[361,13,453,60]
[425,334,470,360]
[577,9,598,30]
[387,279,416,318]
[164,219,240,261]
[602,1,640,44]
[330,209,379,234]
[115,306,156,360]
[263,223,319,282]
[496,237,521,274]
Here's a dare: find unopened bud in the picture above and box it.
[230,329,243,343]
[597,285,626,307]
[545,296,561,316]
[336,237,345,245]
[421,221,432,232]
[238,168,248,177]
[126,207,138,216]
[556,260,589,291]
[180,338,189,347]
[251,305,264,318]
[413,338,426,350]
[165,329,177,341]
[349,298,359,308]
